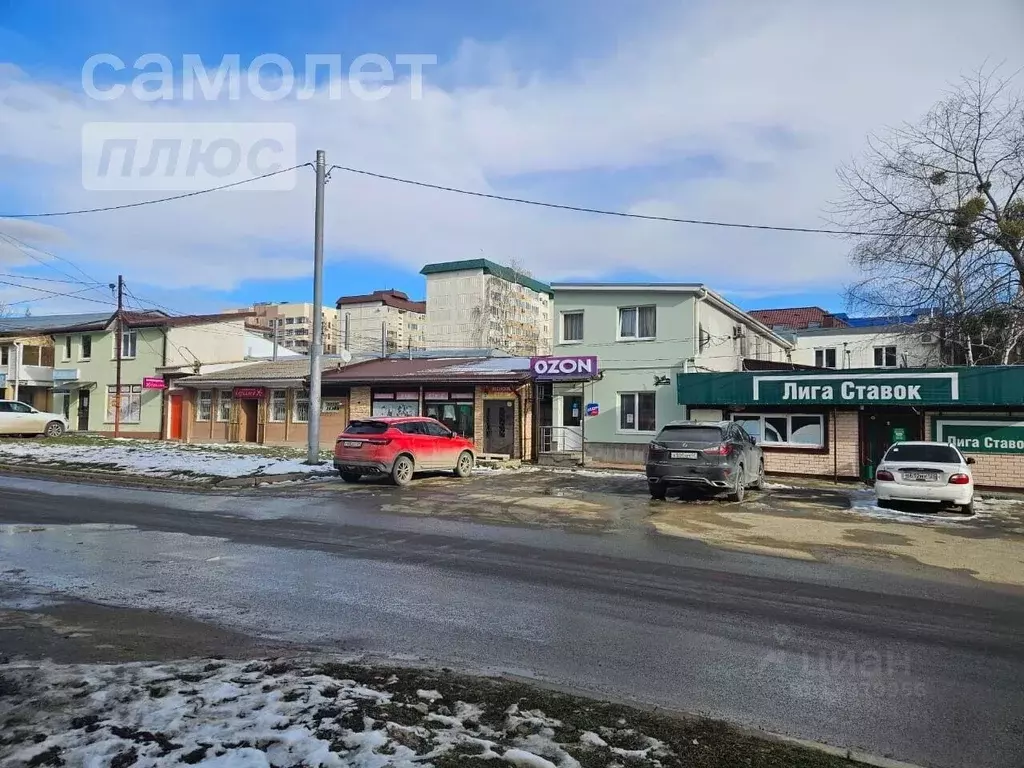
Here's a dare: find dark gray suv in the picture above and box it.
[645,420,764,501]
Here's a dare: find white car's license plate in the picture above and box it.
[904,471,937,481]
[671,451,699,459]
[342,440,362,448]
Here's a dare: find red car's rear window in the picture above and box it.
[345,420,390,435]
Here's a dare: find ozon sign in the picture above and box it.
[530,355,599,378]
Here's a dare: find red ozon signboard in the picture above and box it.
[529,355,599,378]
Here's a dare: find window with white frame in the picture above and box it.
[105,385,142,424]
[80,335,92,360]
[874,345,897,367]
[215,390,232,422]
[732,414,824,448]
[119,328,137,359]
[815,347,837,368]
[293,391,310,423]
[62,336,72,361]
[619,392,657,432]
[196,391,212,422]
[618,306,656,340]
[561,311,584,342]
[269,390,287,422]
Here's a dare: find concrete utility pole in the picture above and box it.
[306,150,326,465]
[114,274,124,438]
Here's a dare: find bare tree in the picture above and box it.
[834,68,1024,365]
[471,258,545,355]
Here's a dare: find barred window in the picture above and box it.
[269,390,287,422]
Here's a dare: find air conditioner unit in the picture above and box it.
[920,333,935,344]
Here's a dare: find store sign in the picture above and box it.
[530,355,598,378]
[233,386,265,399]
[753,372,959,405]
[586,402,599,416]
[424,391,448,400]
[142,376,165,390]
[53,368,80,383]
[935,419,1024,454]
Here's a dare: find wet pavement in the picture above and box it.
[1,471,1023,767]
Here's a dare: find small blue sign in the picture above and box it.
[585,402,599,417]
[0,372,6,387]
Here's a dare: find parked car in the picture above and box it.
[334,416,476,486]
[645,420,763,501]
[874,441,975,513]
[0,400,68,438]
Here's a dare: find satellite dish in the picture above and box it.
[340,349,352,363]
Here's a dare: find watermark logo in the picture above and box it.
[82,53,437,102]
[81,122,297,192]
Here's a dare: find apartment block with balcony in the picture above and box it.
[422,259,553,356]
[229,301,340,355]
[336,289,426,356]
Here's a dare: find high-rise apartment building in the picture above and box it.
[228,302,339,355]
[421,259,552,355]
[335,289,427,356]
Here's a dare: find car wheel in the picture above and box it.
[339,472,361,483]
[961,500,974,515]
[391,455,414,486]
[728,467,745,503]
[454,451,474,478]
[649,481,667,501]
[877,499,893,509]
[752,460,765,490]
[44,421,65,438]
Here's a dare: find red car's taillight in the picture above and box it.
[876,470,894,481]
[365,438,392,446]
[702,444,730,456]
[948,473,971,485]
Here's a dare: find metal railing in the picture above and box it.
[539,425,584,453]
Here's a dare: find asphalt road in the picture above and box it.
[1,475,1022,768]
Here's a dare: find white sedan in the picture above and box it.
[874,441,975,514]
[0,400,69,438]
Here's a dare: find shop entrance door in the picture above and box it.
[168,394,183,440]
[861,410,921,478]
[239,399,259,442]
[77,390,90,431]
[484,400,515,456]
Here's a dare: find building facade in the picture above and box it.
[336,289,426,356]
[230,302,340,355]
[422,259,553,356]
[789,323,941,370]
[541,284,792,464]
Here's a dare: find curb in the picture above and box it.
[0,464,331,492]
[756,731,928,768]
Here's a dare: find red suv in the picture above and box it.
[334,416,477,486]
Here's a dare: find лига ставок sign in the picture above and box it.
[529,355,598,378]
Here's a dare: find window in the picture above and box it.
[656,424,724,444]
[105,385,142,423]
[120,328,137,359]
[618,306,656,340]
[345,420,389,435]
[398,422,425,435]
[561,311,584,342]
[815,347,837,368]
[80,335,92,360]
[619,392,657,432]
[215,390,232,422]
[883,443,960,463]
[269,390,287,422]
[732,414,824,448]
[422,420,451,437]
[196,391,212,422]
[0,345,8,366]
[293,391,310,423]
[3,401,32,413]
[874,346,897,367]
[62,336,72,361]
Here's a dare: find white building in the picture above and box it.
[790,323,940,369]
[336,290,426,356]
[226,302,340,355]
[422,259,553,356]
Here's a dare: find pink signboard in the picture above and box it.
[529,355,599,378]
[142,376,166,390]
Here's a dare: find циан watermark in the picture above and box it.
[81,122,297,192]
[81,53,437,102]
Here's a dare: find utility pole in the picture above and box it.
[306,150,326,465]
[272,320,279,362]
[12,342,21,402]
[114,275,123,438]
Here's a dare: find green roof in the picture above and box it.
[420,259,553,297]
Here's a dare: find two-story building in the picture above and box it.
[541,284,792,464]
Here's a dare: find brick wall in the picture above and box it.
[925,410,1024,489]
[761,410,861,479]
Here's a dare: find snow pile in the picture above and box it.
[0,659,684,768]
[0,440,334,480]
[848,490,974,525]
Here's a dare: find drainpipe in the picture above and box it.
[693,288,707,363]
[12,342,22,402]
[159,329,168,440]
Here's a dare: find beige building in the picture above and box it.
[336,289,426,356]
[229,302,339,355]
[421,259,553,355]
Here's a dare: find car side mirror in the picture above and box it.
[966,457,976,465]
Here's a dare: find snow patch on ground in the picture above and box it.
[0,439,334,480]
[847,490,975,525]
[760,481,794,490]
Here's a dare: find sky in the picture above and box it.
[0,0,1022,319]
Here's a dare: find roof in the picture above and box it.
[421,259,553,297]
[747,307,848,331]
[387,347,512,359]
[1,310,254,337]
[831,311,932,328]
[336,289,426,314]
[0,312,112,335]
[322,355,533,384]
[176,355,365,387]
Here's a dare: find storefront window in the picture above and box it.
[196,391,212,422]
[372,390,420,417]
[733,414,824,448]
[106,385,142,424]
[294,392,310,423]
[269,390,287,422]
[215,390,232,422]
[424,390,474,438]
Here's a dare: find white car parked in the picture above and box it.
[0,400,68,438]
[874,441,975,514]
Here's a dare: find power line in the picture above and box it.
[0,164,311,219]
[3,285,109,307]
[328,164,926,238]
[0,272,103,285]
[0,230,104,286]
[0,279,117,307]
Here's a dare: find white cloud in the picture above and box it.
[0,0,1022,312]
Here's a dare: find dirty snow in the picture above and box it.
[847,490,975,525]
[0,659,690,768]
[0,439,334,480]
